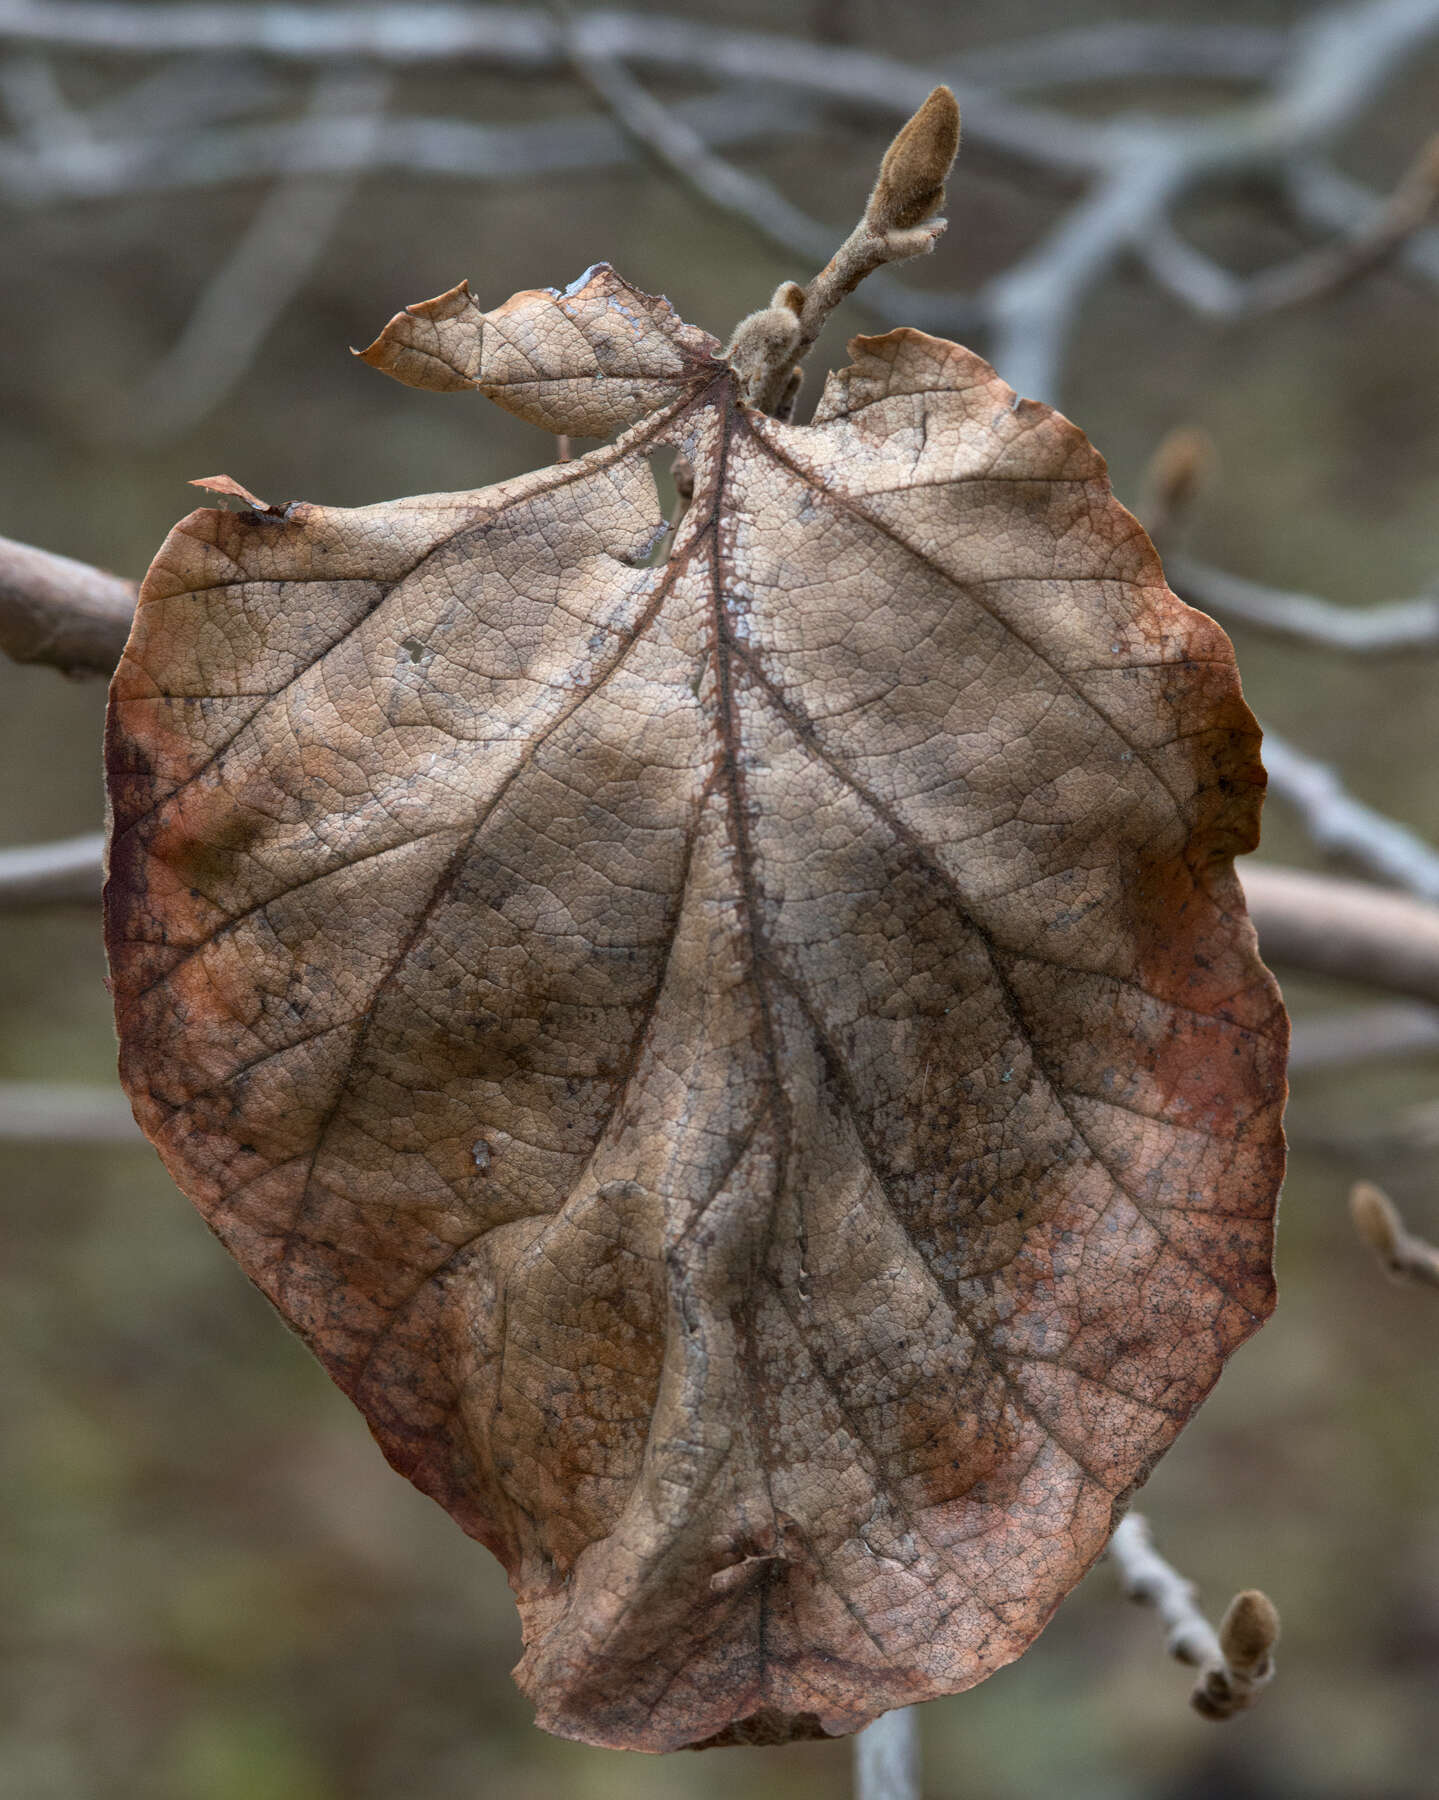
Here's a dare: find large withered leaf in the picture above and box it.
[106,263,1286,1753]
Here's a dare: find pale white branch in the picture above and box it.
[1260,730,1439,901]
[1172,554,1439,652]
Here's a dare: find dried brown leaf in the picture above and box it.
[106,268,1286,1753]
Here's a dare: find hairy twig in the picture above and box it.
[726,87,961,412]
[2,2,1436,403]
[563,35,979,338]
[1110,1514,1278,1722]
[0,532,135,674]
[1260,730,1439,901]
[119,67,390,444]
[854,1707,919,1800]
[1349,1180,1439,1288]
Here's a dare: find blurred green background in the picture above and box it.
[3,1,1439,1795]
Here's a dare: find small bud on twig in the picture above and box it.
[723,88,962,416]
[1140,426,1215,550]
[725,283,806,405]
[1110,1514,1279,1722]
[1349,1180,1439,1288]
[866,86,961,234]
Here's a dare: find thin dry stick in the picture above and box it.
[1110,1514,1279,1721]
[854,1707,919,1800]
[564,34,980,339]
[1349,1181,1439,1289]
[121,66,391,444]
[1285,154,1439,288]
[0,532,135,674]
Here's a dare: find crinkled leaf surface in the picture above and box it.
[106,263,1287,1753]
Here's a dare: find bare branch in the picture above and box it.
[1242,863,1439,1006]
[0,831,104,906]
[119,67,391,445]
[0,533,135,674]
[1260,730,1439,901]
[1142,129,1439,320]
[0,2,1106,170]
[0,1080,140,1141]
[854,1707,920,1800]
[1350,1180,1439,1289]
[1110,1514,1278,1722]
[1284,155,1439,288]
[1171,554,1439,653]
[982,0,1439,397]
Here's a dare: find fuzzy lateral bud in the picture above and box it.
[724,285,805,405]
[866,86,961,234]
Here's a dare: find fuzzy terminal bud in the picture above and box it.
[867,86,961,234]
[1218,1589,1279,1677]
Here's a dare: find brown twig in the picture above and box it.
[1349,1181,1439,1289]
[1110,1514,1278,1722]
[0,532,135,674]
